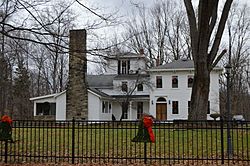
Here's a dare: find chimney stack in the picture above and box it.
[66,29,88,120]
[139,48,144,55]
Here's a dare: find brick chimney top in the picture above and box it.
[139,48,144,55]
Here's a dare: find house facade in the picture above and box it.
[30,52,222,121]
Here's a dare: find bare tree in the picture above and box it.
[220,2,250,120]
[123,0,191,67]
[184,0,233,120]
[114,71,152,121]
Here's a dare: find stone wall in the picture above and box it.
[34,115,55,121]
[66,29,88,120]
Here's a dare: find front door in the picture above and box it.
[156,103,167,120]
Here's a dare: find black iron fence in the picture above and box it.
[0,119,249,165]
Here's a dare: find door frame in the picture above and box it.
[156,97,167,120]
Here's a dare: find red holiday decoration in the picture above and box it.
[1,115,12,125]
[132,114,155,143]
[143,116,155,143]
[0,115,13,141]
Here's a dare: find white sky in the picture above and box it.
[77,0,250,73]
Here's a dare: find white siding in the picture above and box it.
[55,93,66,120]
[33,97,56,116]
[88,92,101,120]
[149,70,221,120]
[112,102,121,120]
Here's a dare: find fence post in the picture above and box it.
[72,117,75,164]
[220,118,224,164]
[4,140,8,163]
[144,142,147,164]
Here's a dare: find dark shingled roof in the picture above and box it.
[152,59,194,69]
[88,87,110,97]
[86,75,116,88]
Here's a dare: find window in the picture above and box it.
[36,102,56,115]
[121,82,128,92]
[118,60,130,74]
[172,101,179,114]
[188,75,194,88]
[172,76,178,88]
[122,102,128,119]
[137,102,143,119]
[102,101,111,113]
[156,76,162,88]
[137,83,143,91]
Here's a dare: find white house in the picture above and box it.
[30,53,222,121]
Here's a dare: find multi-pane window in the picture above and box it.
[188,75,194,88]
[172,76,178,88]
[36,102,56,115]
[118,60,130,74]
[137,83,143,91]
[156,76,162,88]
[102,101,111,113]
[137,102,143,119]
[172,101,179,114]
[122,103,128,119]
[121,82,128,92]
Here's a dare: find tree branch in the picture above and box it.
[211,49,227,69]
[183,0,198,63]
[209,0,233,65]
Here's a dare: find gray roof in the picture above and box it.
[88,87,110,98]
[114,74,149,80]
[87,75,116,88]
[152,59,194,69]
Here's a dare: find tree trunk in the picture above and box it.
[184,0,233,120]
[189,63,210,120]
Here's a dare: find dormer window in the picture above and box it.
[172,76,178,88]
[118,60,130,74]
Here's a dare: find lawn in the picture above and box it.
[0,121,249,164]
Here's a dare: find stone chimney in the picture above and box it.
[66,29,88,120]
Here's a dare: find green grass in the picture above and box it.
[0,123,249,163]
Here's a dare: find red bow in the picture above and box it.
[143,116,155,143]
[1,115,13,125]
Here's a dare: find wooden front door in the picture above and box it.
[156,103,167,120]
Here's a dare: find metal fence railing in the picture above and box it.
[0,119,249,165]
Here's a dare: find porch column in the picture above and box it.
[129,101,132,120]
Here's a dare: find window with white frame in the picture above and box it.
[172,101,179,114]
[118,60,130,74]
[121,82,128,92]
[137,83,143,91]
[172,76,178,88]
[137,102,143,119]
[36,102,56,115]
[188,75,194,88]
[102,101,111,113]
[122,104,128,119]
[156,76,162,88]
